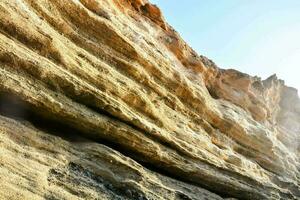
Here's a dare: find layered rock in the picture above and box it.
[0,0,299,199]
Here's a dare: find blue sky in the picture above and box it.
[151,0,300,91]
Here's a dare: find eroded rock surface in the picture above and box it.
[0,0,299,199]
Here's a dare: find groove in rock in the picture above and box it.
[0,91,223,198]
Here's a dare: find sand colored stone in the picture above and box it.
[0,0,299,199]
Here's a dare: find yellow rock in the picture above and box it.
[0,0,299,199]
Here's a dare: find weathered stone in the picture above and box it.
[0,0,299,199]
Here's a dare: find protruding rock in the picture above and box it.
[0,0,299,199]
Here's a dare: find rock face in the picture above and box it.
[0,0,299,199]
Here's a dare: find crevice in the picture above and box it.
[206,86,220,99]
[0,54,196,161]
[81,102,192,158]
[3,60,204,182]
[0,91,231,199]
[0,91,287,200]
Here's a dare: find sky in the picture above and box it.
[150,0,300,92]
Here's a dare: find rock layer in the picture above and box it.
[0,0,299,199]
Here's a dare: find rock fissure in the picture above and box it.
[0,0,299,199]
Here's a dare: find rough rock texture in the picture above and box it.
[0,0,299,199]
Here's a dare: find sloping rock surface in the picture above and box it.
[0,0,299,199]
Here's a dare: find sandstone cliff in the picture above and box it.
[0,0,299,199]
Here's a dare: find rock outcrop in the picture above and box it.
[0,0,299,199]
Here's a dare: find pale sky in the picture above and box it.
[151,0,300,92]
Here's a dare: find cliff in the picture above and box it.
[0,0,299,199]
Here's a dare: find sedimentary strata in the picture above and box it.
[0,0,299,199]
